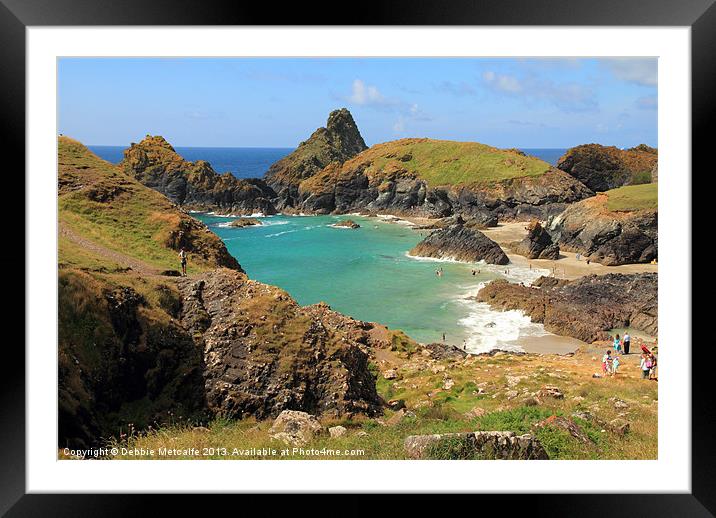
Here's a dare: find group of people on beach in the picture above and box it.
[601,331,657,380]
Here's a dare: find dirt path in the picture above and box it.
[59,222,160,276]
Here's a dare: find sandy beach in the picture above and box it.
[480,221,658,280]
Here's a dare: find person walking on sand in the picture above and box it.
[442,333,446,342]
[613,334,622,354]
[179,248,188,277]
[463,339,467,351]
[623,331,631,355]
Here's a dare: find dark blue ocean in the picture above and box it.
[89,145,567,180]
[89,145,293,179]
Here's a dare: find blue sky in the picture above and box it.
[58,57,657,149]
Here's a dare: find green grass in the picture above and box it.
[58,136,232,272]
[605,183,658,211]
[300,139,552,193]
[361,139,552,186]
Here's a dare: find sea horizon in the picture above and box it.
[89,144,569,179]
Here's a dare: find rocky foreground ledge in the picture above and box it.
[409,223,509,264]
[476,273,657,343]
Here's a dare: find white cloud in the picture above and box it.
[349,79,386,105]
[601,58,657,87]
[482,70,597,112]
[393,117,405,133]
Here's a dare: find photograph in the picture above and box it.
[57,56,660,461]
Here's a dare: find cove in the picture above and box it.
[194,213,575,353]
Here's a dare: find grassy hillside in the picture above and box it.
[58,136,238,272]
[605,183,658,212]
[344,138,552,187]
[102,340,657,460]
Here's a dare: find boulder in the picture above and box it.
[509,220,560,260]
[332,219,360,229]
[269,410,323,446]
[537,386,564,399]
[383,369,398,380]
[404,431,549,460]
[229,217,262,228]
[409,224,509,264]
[328,425,347,438]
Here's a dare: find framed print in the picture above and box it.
[4,0,710,513]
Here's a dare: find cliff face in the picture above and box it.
[409,224,509,264]
[290,138,593,221]
[265,108,368,207]
[547,192,657,266]
[557,143,657,192]
[58,137,382,448]
[120,135,277,215]
[476,273,657,343]
[178,270,382,420]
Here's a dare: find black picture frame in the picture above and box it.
[4,0,706,514]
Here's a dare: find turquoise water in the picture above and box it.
[195,213,552,352]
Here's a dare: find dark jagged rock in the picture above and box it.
[265,108,368,207]
[409,224,509,264]
[120,135,277,215]
[557,143,657,192]
[510,220,560,260]
[178,269,382,420]
[476,273,657,343]
[546,193,657,265]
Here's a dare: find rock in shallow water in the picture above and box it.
[409,224,509,264]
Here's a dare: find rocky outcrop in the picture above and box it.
[265,108,368,208]
[332,219,360,229]
[547,193,657,265]
[292,140,593,221]
[404,431,549,460]
[409,224,509,264]
[120,135,277,215]
[229,217,262,228]
[476,273,657,342]
[178,269,382,420]
[557,143,657,192]
[509,220,560,260]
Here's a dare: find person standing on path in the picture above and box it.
[613,334,622,354]
[623,331,631,355]
[179,248,188,277]
[640,353,651,379]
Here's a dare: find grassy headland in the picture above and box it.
[341,138,552,187]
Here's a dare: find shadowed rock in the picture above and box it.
[409,224,509,264]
